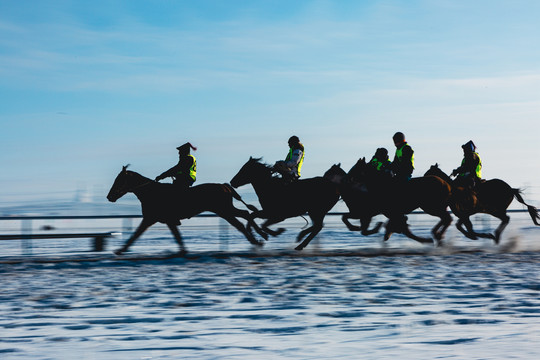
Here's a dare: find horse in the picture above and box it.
[425,164,540,243]
[332,158,453,244]
[107,165,266,255]
[323,163,385,236]
[230,157,340,250]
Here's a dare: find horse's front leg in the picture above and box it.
[114,218,155,255]
[295,215,323,251]
[166,222,188,255]
[431,211,453,245]
[360,216,383,236]
[342,214,362,231]
[385,215,432,244]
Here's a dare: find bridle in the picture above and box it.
[111,172,154,199]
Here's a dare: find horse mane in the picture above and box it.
[250,157,279,176]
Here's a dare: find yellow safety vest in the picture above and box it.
[178,155,197,181]
[395,143,414,169]
[286,147,304,177]
[460,152,482,178]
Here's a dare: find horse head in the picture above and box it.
[230,157,272,188]
[424,163,452,183]
[323,163,346,184]
[347,157,369,183]
[107,165,148,202]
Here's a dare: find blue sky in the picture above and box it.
[1,0,540,204]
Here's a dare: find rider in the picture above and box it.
[451,140,482,188]
[390,132,414,182]
[155,142,197,189]
[274,135,305,182]
[369,147,392,174]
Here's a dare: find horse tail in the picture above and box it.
[223,183,260,212]
[513,188,540,226]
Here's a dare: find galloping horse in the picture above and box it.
[107,166,265,255]
[328,159,453,244]
[323,163,385,236]
[425,164,540,243]
[230,158,340,250]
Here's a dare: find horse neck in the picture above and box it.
[246,165,286,205]
[434,170,452,185]
[127,172,155,199]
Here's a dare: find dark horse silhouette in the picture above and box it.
[107,166,265,255]
[324,159,453,244]
[230,158,340,250]
[425,164,540,243]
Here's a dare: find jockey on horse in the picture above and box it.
[273,135,305,183]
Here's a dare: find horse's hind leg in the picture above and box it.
[234,209,269,240]
[114,218,155,255]
[221,215,264,247]
[494,213,510,245]
[166,223,187,254]
[457,217,495,241]
[261,218,286,237]
[295,216,323,251]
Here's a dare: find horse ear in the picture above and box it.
[122,164,130,172]
[337,162,341,167]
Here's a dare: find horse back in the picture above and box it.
[476,179,514,209]
[397,176,452,213]
[262,176,340,216]
[142,183,239,222]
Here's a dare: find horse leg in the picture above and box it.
[114,218,155,255]
[457,217,495,241]
[493,213,510,245]
[342,214,382,235]
[431,211,453,245]
[261,218,286,237]
[342,214,362,231]
[361,216,383,236]
[386,216,432,244]
[166,223,187,255]
[295,216,324,251]
[220,214,264,247]
[456,218,476,239]
[231,208,269,241]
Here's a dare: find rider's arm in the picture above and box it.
[155,164,179,181]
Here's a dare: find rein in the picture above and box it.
[127,180,154,192]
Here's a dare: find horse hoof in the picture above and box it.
[114,249,125,256]
[294,245,304,251]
